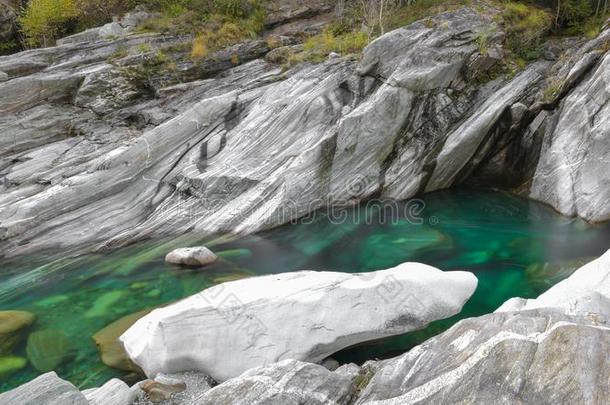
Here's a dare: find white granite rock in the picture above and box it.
[165,246,218,266]
[121,263,477,381]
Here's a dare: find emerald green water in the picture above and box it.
[1,189,609,391]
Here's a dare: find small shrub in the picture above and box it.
[191,35,209,59]
[230,52,239,65]
[20,0,80,47]
[136,43,153,53]
[542,77,563,102]
[107,45,129,62]
[475,31,490,55]
[384,0,467,32]
[122,50,175,95]
[189,11,264,60]
[0,40,19,55]
[303,29,369,60]
[500,2,553,60]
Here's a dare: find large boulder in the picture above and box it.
[0,371,88,404]
[190,359,354,405]
[121,263,477,381]
[355,308,610,404]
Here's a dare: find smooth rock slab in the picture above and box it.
[121,263,477,381]
[190,359,354,405]
[530,52,610,222]
[0,371,88,405]
[355,308,610,404]
[165,247,218,266]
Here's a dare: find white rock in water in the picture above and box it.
[496,249,610,315]
[121,263,477,381]
[165,247,218,266]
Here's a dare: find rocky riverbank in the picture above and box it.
[1,1,610,403]
[0,2,609,257]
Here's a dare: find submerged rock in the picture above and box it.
[165,247,218,267]
[93,308,152,371]
[0,310,35,354]
[190,359,354,405]
[0,355,27,378]
[497,250,610,314]
[0,371,88,404]
[25,329,72,372]
[524,256,596,289]
[121,263,477,381]
[85,290,127,318]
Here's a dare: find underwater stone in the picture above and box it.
[25,329,72,372]
[121,263,477,381]
[165,247,218,266]
[93,308,152,372]
[524,256,597,290]
[0,310,36,355]
[0,356,27,378]
[497,250,610,315]
[85,290,127,318]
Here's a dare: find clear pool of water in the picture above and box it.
[1,189,609,392]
